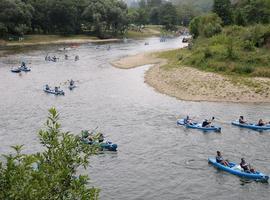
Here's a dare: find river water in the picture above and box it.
[0,37,270,200]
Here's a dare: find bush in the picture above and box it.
[204,48,212,59]
[0,108,100,199]
[243,40,255,51]
[232,65,255,74]
[189,13,222,38]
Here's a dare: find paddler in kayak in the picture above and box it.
[240,158,255,173]
[239,116,247,124]
[184,116,192,124]
[45,84,50,90]
[256,119,270,126]
[216,151,229,166]
[69,79,74,86]
[202,117,214,127]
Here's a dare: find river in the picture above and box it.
[0,37,270,200]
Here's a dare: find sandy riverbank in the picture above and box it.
[112,52,270,103]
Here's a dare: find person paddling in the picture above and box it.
[202,117,214,127]
[240,158,255,173]
[239,116,247,124]
[216,151,229,166]
[257,119,265,126]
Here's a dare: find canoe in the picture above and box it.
[43,88,65,95]
[177,119,221,132]
[208,158,269,181]
[11,68,21,73]
[232,121,270,131]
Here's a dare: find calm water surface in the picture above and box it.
[0,37,270,200]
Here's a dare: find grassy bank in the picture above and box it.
[0,25,164,48]
[158,25,270,78]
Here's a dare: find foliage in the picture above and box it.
[82,0,128,38]
[189,13,222,38]
[0,108,100,199]
[159,2,178,30]
[213,0,233,25]
[0,0,34,36]
[0,0,128,38]
[159,25,270,78]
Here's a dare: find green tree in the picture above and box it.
[189,13,222,38]
[0,0,34,36]
[159,2,178,30]
[149,7,160,25]
[213,0,232,25]
[0,108,99,199]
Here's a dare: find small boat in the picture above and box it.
[232,121,270,131]
[43,87,65,95]
[177,118,221,132]
[11,68,21,73]
[208,158,269,182]
[81,130,117,151]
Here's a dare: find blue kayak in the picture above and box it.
[208,158,269,181]
[81,138,117,151]
[19,66,31,72]
[177,119,221,132]
[11,68,21,73]
[232,121,270,131]
[43,87,65,95]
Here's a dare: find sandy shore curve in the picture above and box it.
[111,51,270,103]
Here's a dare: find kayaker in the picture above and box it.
[69,79,74,86]
[257,119,265,126]
[21,61,26,68]
[55,86,59,92]
[239,116,247,124]
[65,54,68,60]
[216,151,229,166]
[52,56,57,62]
[240,158,255,173]
[75,55,79,61]
[45,84,50,90]
[202,119,211,127]
[184,116,192,124]
[98,133,104,143]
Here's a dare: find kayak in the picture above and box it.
[208,158,269,182]
[81,138,117,151]
[232,121,270,131]
[19,66,31,72]
[43,87,65,95]
[186,123,221,132]
[177,119,221,132]
[11,68,21,73]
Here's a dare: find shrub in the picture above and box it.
[232,65,255,74]
[0,108,100,199]
[243,40,255,51]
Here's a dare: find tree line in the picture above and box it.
[0,0,128,38]
[190,0,270,39]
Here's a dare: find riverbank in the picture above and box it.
[1,35,120,48]
[111,51,270,103]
